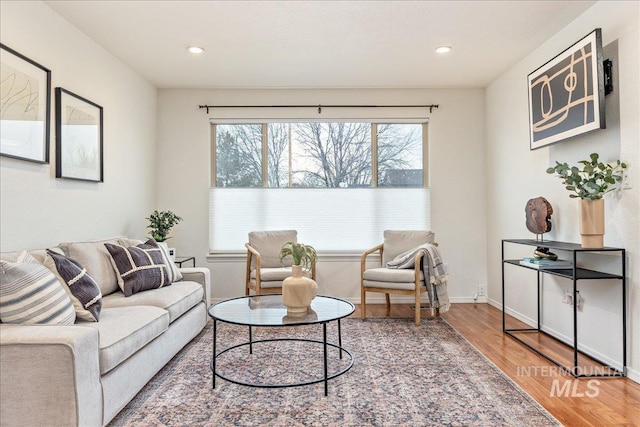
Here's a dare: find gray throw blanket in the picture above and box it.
[386,243,450,314]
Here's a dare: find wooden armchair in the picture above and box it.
[245,230,316,295]
[361,230,438,325]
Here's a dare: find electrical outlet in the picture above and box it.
[478,285,486,297]
[621,170,632,190]
[563,290,573,305]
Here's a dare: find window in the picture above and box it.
[212,122,426,188]
[210,121,430,253]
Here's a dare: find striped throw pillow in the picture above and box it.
[0,251,76,325]
[44,250,103,322]
[153,240,182,283]
[105,241,170,297]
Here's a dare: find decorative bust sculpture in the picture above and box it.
[525,197,553,235]
[525,196,557,260]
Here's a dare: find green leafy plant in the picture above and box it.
[279,242,317,271]
[146,210,183,242]
[546,153,627,200]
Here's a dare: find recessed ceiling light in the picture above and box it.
[435,46,452,54]
[188,46,205,54]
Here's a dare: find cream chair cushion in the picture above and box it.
[363,267,424,283]
[382,230,435,266]
[248,230,297,268]
[250,267,293,281]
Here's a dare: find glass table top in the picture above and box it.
[208,294,355,326]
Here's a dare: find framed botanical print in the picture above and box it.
[0,43,51,163]
[55,87,103,182]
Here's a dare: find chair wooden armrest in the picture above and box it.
[361,243,384,276]
[245,243,261,269]
[245,243,262,295]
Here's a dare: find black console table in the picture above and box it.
[502,239,626,377]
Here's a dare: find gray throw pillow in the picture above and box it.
[44,250,102,322]
[105,240,170,297]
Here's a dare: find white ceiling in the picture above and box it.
[44,0,597,89]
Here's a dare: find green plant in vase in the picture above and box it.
[279,241,318,316]
[279,242,317,271]
[546,153,627,200]
[146,210,183,242]
[546,153,627,248]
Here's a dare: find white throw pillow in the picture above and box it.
[0,251,76,325]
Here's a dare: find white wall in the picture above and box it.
[157,88,487,304]
[486,1,639,381]
[0,1,158,250]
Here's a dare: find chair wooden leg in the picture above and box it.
[415,292,421,326]
[361,286,366,320]
[385,293,391,317]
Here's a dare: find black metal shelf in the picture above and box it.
[504,260,624,280]
[503,238,623,252]
[501,239,626,378]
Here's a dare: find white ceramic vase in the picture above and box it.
[282,265,318,316]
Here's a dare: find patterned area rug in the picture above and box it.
[109,318,559,426]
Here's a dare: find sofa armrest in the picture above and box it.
[179,267,211,307]
[0,324,102,427]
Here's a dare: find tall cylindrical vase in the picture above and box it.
[282,265,318,316]
[579,199,604,248]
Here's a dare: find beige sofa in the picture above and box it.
[0,237,210,427]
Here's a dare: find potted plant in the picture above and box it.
[279,242,318,316]
[546,153,627,248]
[279,241,317,271]
[146,210,183,243]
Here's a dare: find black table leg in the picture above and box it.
[249,325,253,354]
[338,319,343,360]
[212,319,217,389]
[323,322,328,396]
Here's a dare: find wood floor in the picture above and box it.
[352,302,640,426]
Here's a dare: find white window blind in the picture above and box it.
[209,188,430,253]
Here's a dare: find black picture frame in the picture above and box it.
[528,29,605,150]
[55,88,103,182]
[0,43,51,163]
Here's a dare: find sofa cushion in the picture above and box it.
[101,281,203,323]
[0,251,76,325]
[0,248,64,264]
[43,250,102,322]
[382,230,436,266]
[104,240,170,297]
[58,237,126,296]
[79,305,169,375]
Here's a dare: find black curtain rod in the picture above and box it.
[198,104,439,114]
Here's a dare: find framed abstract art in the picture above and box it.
[528,29,605,150]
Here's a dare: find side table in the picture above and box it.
[174,256,195,267]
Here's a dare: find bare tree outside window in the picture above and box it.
[377,124,423,187]
[291,123,372,187]
[267,123,290,187]
[215,124,262,187]
[214,121,425,188]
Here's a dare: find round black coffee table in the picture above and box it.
[208,294,355,396]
